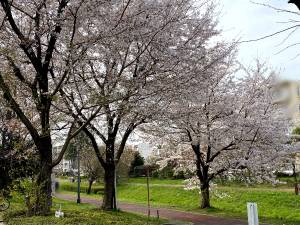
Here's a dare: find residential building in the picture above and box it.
[271,80,300,124]
[271,80,300,172]
[52,144,75,174]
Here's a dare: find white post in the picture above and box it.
[247,202,259,225]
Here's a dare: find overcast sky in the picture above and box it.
[219,0,300,80]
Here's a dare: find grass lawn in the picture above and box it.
[126,177,184,185]
[57,177,300,225]
[1,194,162,225]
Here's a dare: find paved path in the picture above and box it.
[55,193,250,225]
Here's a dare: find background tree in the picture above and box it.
[81,143,137,194]
[0,103,37,196]
[129,151,145,176]
[81,148,104,195]
[64,141,78,172]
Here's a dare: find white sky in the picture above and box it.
[219,0,300,80]
[139,1,300,157]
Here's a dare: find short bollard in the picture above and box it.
[247,202,259,225]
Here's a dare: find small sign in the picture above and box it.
[247,202,259,225]
[55,204,64,218]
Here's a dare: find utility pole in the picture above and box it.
[77,141,81,204]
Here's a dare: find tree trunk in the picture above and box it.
[192,143,211,209]
[27,137,53,216]
[292,164,299,195]
[200,182,210,209]
[102,165,116,210]
[295,183,299,195]
[87,179,94,194]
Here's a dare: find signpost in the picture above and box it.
[247,202,259,225]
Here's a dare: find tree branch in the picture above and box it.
[82,127,106,168]
[0,72,40,144]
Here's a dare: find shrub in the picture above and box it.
[58,182,104,194]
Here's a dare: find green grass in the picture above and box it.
[2,194,162,225]
[57,178,300,225]
[277,176,299,187]
[126,177,184,185]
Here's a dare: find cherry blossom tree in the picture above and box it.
[149,61,290,208]
[60,0,224,210]
[0,0,105,215]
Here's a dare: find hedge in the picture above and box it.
[58,182,104,194]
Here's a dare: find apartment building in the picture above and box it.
[271,80,300,172]
[272,80,300,123]
[52,144,75,174]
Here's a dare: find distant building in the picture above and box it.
[271,80,300,172]
[271,80,300,124]
[52,145,75,175]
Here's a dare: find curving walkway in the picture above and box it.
[55,193,254,225]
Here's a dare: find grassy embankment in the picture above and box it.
[0,192,162,225]
[57,177,300,225]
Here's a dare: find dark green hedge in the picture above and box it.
[59,182,104,194]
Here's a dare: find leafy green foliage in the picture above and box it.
[64,141,77,162]
[59,182,104,195]
[0,126,37,196]
[292,126,300,135]
[129,151,145,176]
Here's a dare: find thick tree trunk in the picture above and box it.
[87,179,94,194]
[102,165,116,210]
[192,143,211,209]
[200,182,210,209]
[27,137,53,216]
